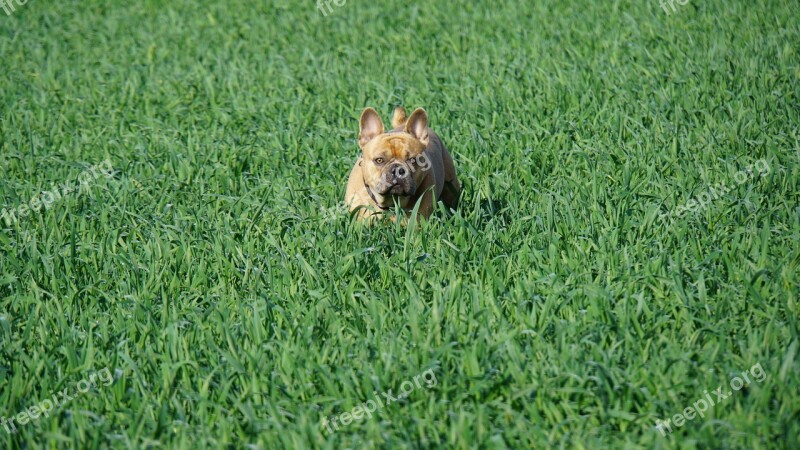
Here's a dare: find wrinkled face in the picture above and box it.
[358,108,432,209]
[362,134,430,207]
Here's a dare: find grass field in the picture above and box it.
[1,0,799,448]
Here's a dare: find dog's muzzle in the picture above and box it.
[380,163,415,196]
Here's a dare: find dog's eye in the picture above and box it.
[374,158,385,165]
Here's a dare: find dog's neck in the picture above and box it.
[363,182,391,211]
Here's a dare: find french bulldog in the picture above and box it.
[345,106,459,220]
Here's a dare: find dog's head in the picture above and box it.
[357,107,432,209]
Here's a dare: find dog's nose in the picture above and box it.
[390,164,408,179]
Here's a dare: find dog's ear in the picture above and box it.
[359,108,385,147]
[404,108,429,146]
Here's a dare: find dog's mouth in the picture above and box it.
[367,183,416,209]
[381,184,411,197]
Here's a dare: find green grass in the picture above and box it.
[1,0,799,448]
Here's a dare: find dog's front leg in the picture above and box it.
[403,188,435,221]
